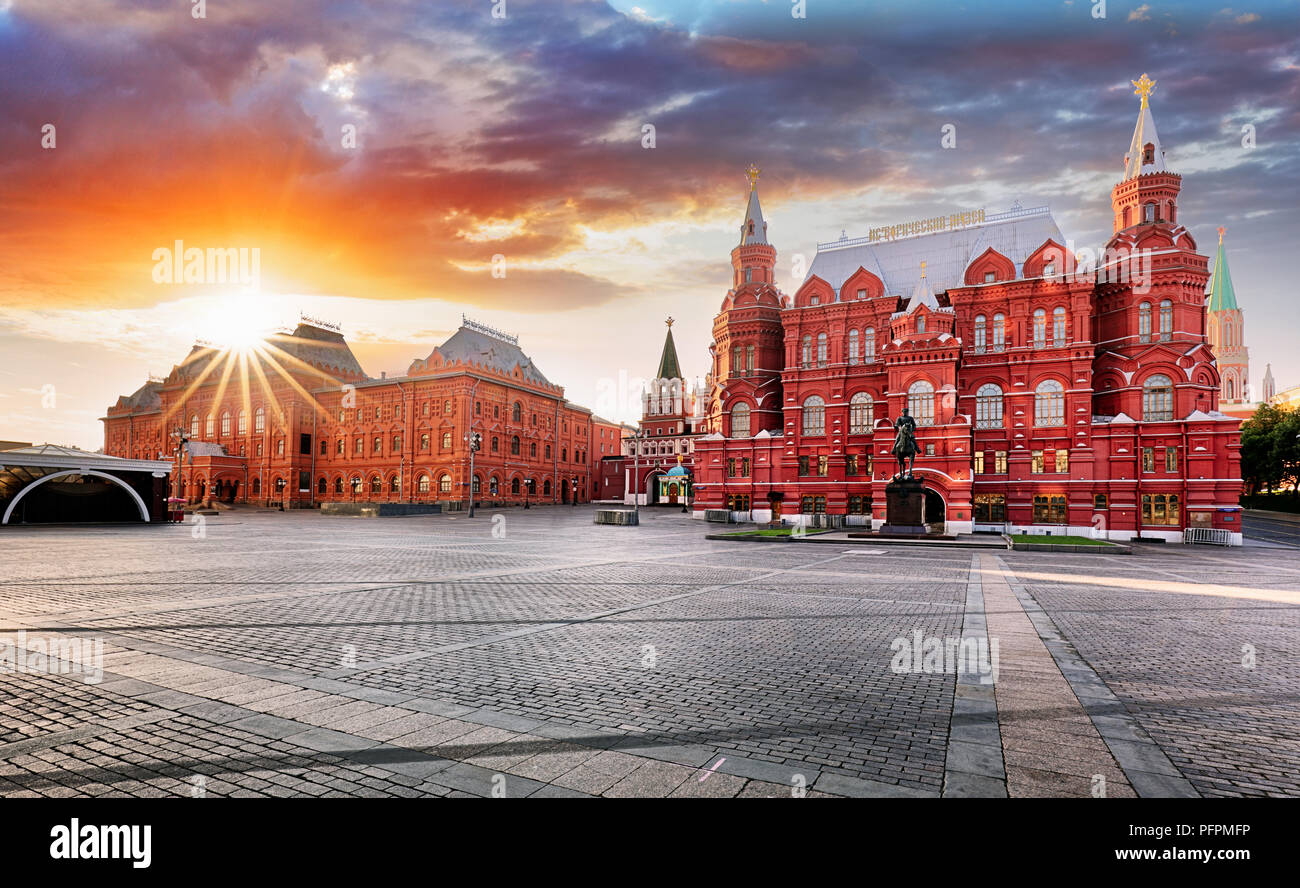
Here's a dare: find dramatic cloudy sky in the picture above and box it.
[1,0,1297,449]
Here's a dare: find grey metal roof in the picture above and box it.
[272,323,367,377]
[805,204,1066,298]
[174,323,367,380]
[432,325,552,387]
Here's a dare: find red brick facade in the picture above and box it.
[103,319,622,509]
[693,79,1243,542]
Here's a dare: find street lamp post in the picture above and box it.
[631,428,647,517]
[467,431,481,517]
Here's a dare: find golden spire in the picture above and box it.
[665,316,674,328]
[1217,226,1226,244]
[1132,73,1156,108]
[745,163,761,191]
[920,260,927,279]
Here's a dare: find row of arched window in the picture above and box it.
[1138,300,1174,343]
[189,407,267,439]
[799,329,877,369]
[772,375,1175,435]
[315,473,563,498]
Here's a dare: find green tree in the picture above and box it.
[1240,404,1285,493]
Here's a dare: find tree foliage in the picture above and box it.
[1240,404,1300,494]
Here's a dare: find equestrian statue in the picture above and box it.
[891,408,918,479]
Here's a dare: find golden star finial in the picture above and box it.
[745,163,761,191]
[1132,73,1156,108]
[666,316,674,328]
[1217,226,1226,243]
[920,260,927,279]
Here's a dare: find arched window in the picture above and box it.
[420,434,429,451]
[992,314,1005,351]
[916,315,926,334]
[1034,380,1065,427]
[237,410,247,435]
[1142,142,1155,165]
[1159,299,1173,341]
[802,395,826,435]
[438,474,452,494]
[974,315,986,353]
[350,475,362,493]
[816,332,828,366]
[512,401,523,422]
[334,477,343,494]
[511,477,520,495]
[441,431,451,450]
[864,327,875,360]
[472,475,481,495]
[975,383,1003,428]
[1143,201,1156,222]
[543,479,551,495]
[190,414,199,437]
[253,477,261,496]
[417,474,430,493]
[849,393,874,434]
[1139,302,1152,342]
[1033,309,1046,348]
[206,414,215,437]
[530,441,537,457]
[489,476,499,496]
[1052,307,1066,347]
[1225,375,1235,401]
[390,475,399,493]
[511,436,520,455]
[318,477,327,495]
[254,407,265,434]
[731,403,751,438]
[371,475,382,494]
[801,335,812,368]
[1143,374,1173,421]
[908,380,935,426]
[848,329,859,365]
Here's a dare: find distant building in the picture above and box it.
[103,317,613,507]
[1206,228,1254,421]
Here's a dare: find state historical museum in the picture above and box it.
[692,75,1243,543]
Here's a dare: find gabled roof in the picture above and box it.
[430,323,551,386]
[1206,231,1238,313]
[656,326,682,380]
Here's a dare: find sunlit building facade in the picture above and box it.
[102,318,622,507]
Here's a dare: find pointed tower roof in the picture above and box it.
[656,317,682,380]
[739,163,768,245]
[1123,73,1170,180]
[905,261,940,313]
[1207,227,1238,312]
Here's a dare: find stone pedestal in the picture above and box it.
[880,477,928,536]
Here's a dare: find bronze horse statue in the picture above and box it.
[891,408,918,479]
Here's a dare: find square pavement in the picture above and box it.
[0,507,1296,798]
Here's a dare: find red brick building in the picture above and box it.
[693,75,1243,543]
[103,317,621,509]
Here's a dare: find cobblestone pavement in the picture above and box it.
[0,507,1296,798]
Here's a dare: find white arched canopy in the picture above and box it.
[2,470,151,525]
